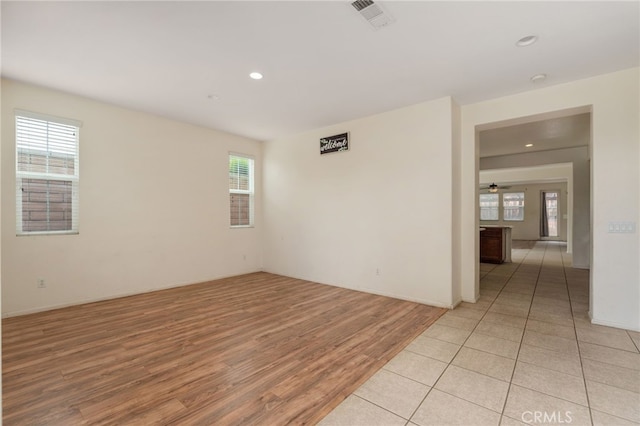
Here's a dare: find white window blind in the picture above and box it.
[229,154,254,227]
[479,193,499,221]
[503,192,525,221]
[15,111,81,235]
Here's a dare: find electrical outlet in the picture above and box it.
[37,278,46,288]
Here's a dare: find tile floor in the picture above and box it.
[319,241,640,426]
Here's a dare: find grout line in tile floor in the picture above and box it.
[319,241,640,426]
[500,242,546,423]
[565,244,595,426]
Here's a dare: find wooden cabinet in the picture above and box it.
[480,227,511,264]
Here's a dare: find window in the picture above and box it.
[503,192,525,221]
[16,111,80,235]
[229,154,254,227]
[479,193,499,221]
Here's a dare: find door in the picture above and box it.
[540,190,560,239]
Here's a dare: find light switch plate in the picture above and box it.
[608,221,636,233]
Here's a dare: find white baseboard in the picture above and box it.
[590,315,640,332]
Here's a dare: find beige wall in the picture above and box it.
[1,79,263,316]
[262,97,458,308]
[461,68,639,331]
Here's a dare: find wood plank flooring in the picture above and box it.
[3,272,445,425]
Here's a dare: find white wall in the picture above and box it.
[479,182,568,241]
[461,68,640,331]
[1,79,263,316]
[262,97,458,308]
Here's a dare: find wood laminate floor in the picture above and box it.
[2,272,445,425]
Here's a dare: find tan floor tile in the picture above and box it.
[586,380,640,423]
[501,285,535,296]
[529,303,573,317]
[574,317,630,336]
[318,395,406,426]
[591,409,640,426]
[525,319,576,340]
[435,313,479,331]
[569,293,589,303]
[582,358,640,393]
[460,301,491,312]
[354,369,429,419]
[522,330,579,356]
[534,290,569,301]
[512,361,588,406]
[411,389,501,426]
[421,324,471,345]
[482,312,527,329]
[482,282,507,291]
[499,415,528,426]
[571,302,589,314]
[476,320,525,343]
[447,305,487,320]
[571,311,591,323]
[532,295,571,309]
[465,332,520,359]
[451,347,515,382]
[496,292,533,303]
[527,310,575,328]
[489,303,530,318]
[576,328,638,352]
[479,295,498,304]
[493,297,532,311]
[503,385,591,426]
[434,365,509,412]
[383,350,448,386]
[405,335,460,362]
[481,289,500,299]
[517,344,582,377]
[502,282,536,297]
[579,342,640,371]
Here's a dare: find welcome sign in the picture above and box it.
[320,132,349,155]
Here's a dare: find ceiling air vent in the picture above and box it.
[351,0,394,30]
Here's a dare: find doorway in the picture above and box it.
[541,190,560,239]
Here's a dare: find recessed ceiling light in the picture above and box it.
[525,143,534,148]
[530,73,547,83]
[249,72,263,80]
[516,35,538,47]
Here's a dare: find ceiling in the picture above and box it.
[2,1,638,142]
[479,113,591,158]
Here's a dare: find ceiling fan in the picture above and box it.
[479,182,511,193]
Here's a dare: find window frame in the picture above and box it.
[502,191,525,222]
[479,193,500,221]
[15,110,81,236]
[228,153,255,228]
